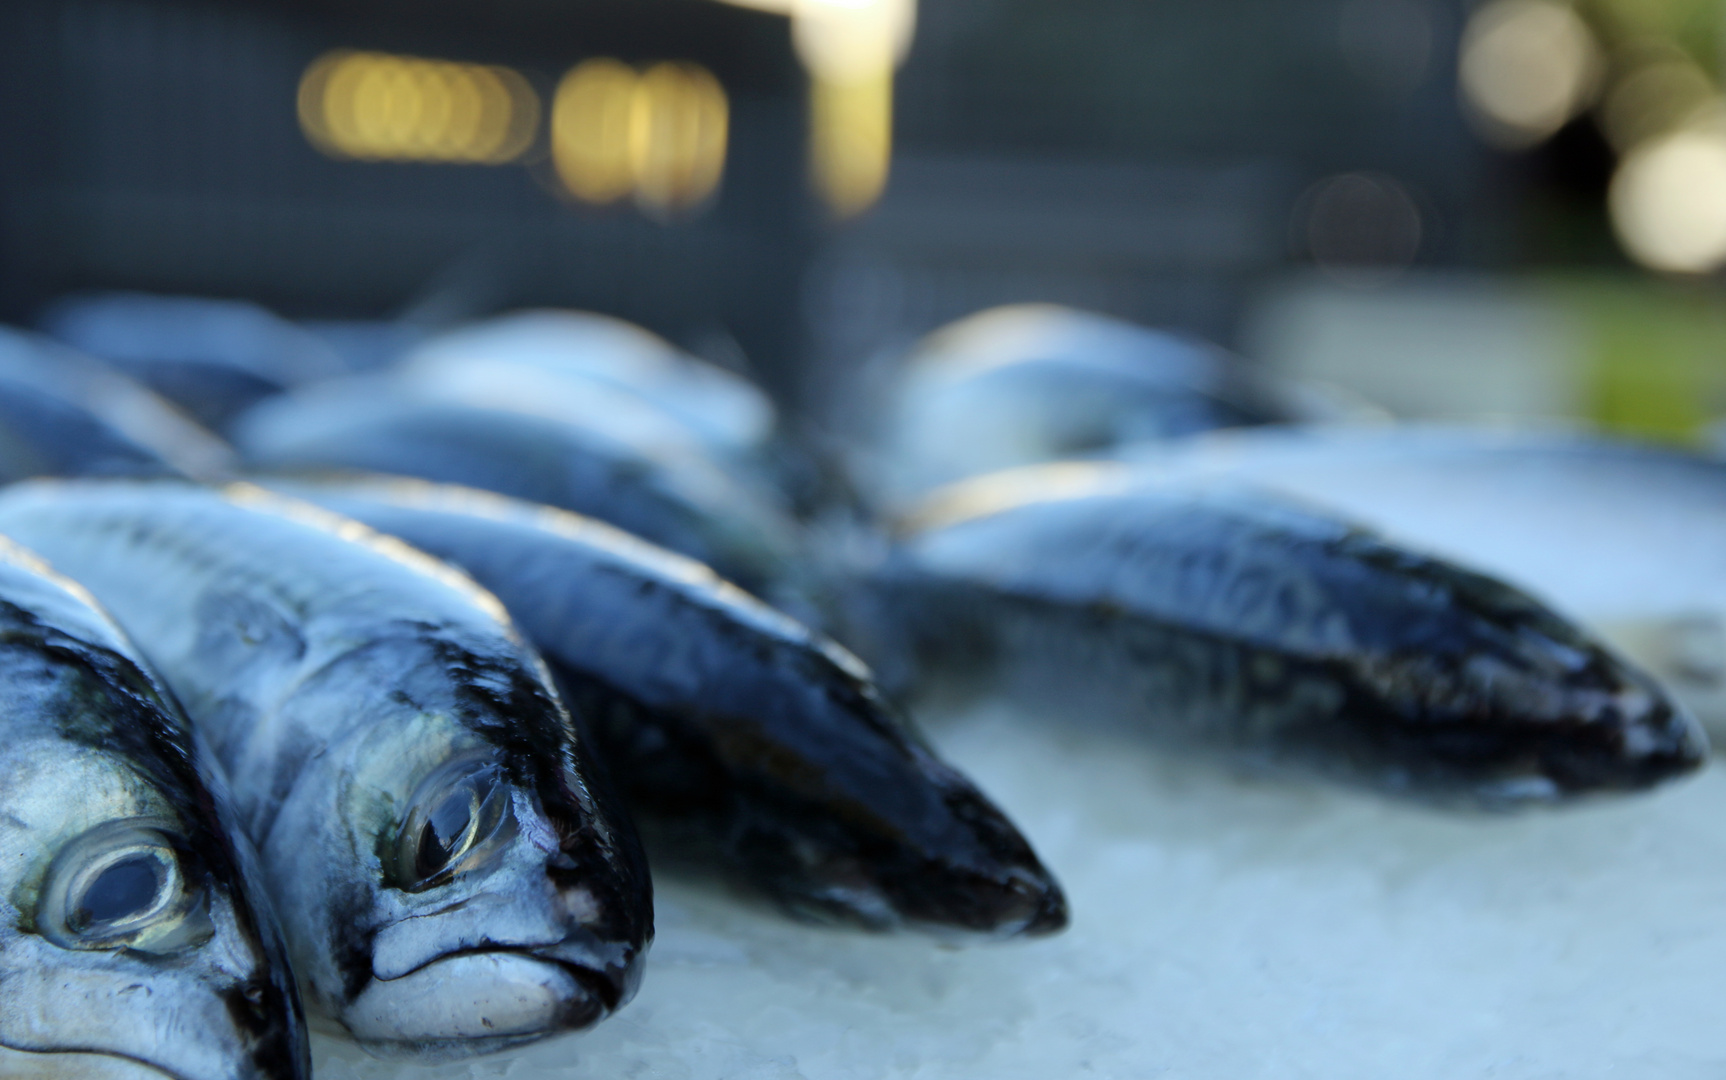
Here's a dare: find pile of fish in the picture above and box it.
[0,292,1712,1076]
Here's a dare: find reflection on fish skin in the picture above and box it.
[269,476,1066,939]
[232,393,800,597]
[0,536,307,1080]
[0,481,651,1059]
[398,309,777,456]
[854,475,1708,806]
[0,327,237,483]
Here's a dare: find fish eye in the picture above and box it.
[391,758,517,892]
[38,819,211,953]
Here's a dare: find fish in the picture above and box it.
[845,464,1708,805]
[40,292,345,434]
[399,309,776,457]
[1120,424,1726,736]
[231,390,801,597]
[0,534,306,1079]
[266,476,1067,938]
[0,480,652,1058]
[859,304,1373,510]
[0,326,235,481]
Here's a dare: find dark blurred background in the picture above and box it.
[2,0,1722,435]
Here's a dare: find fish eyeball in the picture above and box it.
[388,757,518,893]
[38,817,212,953]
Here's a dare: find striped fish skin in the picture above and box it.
[232,394,798,597]
[0,537,306,1080]
[271,477,1066,939]
[0,482,651,1059]
[858,477,1707,805]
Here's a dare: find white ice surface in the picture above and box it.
[313,702,1726,1080]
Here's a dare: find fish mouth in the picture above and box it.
[341,948,624,1055]
[0,1044,181,1080]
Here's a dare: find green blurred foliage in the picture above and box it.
[1582,0,1724,71]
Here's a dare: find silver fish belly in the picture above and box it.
[0,535,306,1080]
[270,476,1067,939]
[0,481,652,1058]
[857,469,1708,804]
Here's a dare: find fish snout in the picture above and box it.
[906,776,1070,938]
[1503,680,1710,799]
[904,859,1070,940]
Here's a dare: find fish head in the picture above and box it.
[722,674,1067,940]
[770,760,1068,940]
[1340,544,1710,804]
[261,635,649,1057]
[0,735,305,1080]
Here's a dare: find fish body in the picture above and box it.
[0,481,651,1058]
[400,310,775,456]
[1122,425,1726,733]
[858,469,1706,804]
[269,477,1066,938]
[0,536,306,1079]
[41,292,345,433]
[0,328,234,481]
[233,392,799,596]
[865,304,1365,509]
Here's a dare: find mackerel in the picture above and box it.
[0,481,651,1058]
[0,535,305,1079]
[849,466,1707,804]
[270,477,1066,938]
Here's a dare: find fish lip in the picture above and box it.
[376,943,628,1025]
[0,1043,184,1080]
[342,949,611,1052]
[2,1002,303,1080]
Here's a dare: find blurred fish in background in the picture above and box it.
[848,303,1381,512]
[40,292,348,433]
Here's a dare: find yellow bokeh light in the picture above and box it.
[631,63,730,216]
[551,59,729,216]
[551,59,639,204]
[1609,119,1726,274]
[810,71,891,218]
[299,51,538,164]
[1458,0,1600,149]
